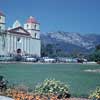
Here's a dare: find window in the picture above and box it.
[0,26,1,32]
[34,24,36,29]
[17,37,21,42]
[27,24,29,28]
[35,33,37,38]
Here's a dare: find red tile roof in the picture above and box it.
[0,11,5,16]
[27,16,38,24]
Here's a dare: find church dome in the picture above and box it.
[27,16,37,23]
[0,11,5,16]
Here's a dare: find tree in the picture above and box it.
[89,44,100,62]
[96,44,100,51]
[41,44,54,57]
[41,43,68,57]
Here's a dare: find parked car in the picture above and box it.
[25,57,37,62]
[41,57,56,63]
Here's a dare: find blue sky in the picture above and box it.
[0,0,100,34]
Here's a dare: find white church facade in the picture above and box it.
[0,12,41,57]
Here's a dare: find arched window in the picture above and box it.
[34,24,36,29]
[35,33,37,38]
[27,24,29,28]
[0,26,1,31]
[17,37,21,42]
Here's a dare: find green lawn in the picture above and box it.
[0,63,100,97]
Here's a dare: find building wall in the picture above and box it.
[0,24,5,31]
[0,35,3,55]
[0,34,7,55]
[5,33,41,57]
[24,22,40,39]
[30,38,41,57]
[0,16,5,30]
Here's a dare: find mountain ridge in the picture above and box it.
[41,32,100,54]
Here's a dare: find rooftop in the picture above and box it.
[27,16,38,24]
[0,11,5,16]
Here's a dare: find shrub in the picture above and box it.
[89,87,100,100]
[34,79,70,98]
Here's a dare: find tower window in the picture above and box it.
[34,24,36,29]
[0,26,1,31]
[27,24,29,28]
[35,33,37,38]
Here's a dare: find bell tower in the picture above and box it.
[24,16,40,39]
[0,11,5,32]
[0,11,6,55]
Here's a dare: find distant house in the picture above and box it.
[0,11,41,57]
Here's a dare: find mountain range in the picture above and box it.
[41,32,100,54]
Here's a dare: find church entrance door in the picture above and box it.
[16,48,22,61]
[17,48,21,54]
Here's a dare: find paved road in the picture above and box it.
[0,96,14,100]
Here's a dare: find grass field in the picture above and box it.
[0,63,100,97]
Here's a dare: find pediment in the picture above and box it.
[16,28,27,33]
[8,27,30,36]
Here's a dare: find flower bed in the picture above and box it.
[3,79,71,100]
[0,79,93,100]
[5,89,90,100]
[89,87,100,100]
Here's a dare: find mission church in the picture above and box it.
[0,11,41,57]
